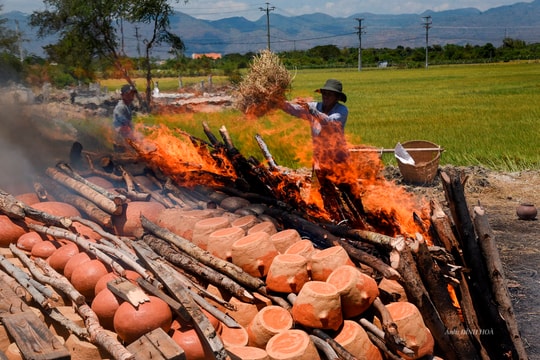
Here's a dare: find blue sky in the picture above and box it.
[1,0,531,19]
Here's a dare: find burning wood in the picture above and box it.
[0,123,527,360]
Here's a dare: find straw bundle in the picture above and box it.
[236,49,292,116]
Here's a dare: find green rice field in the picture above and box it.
[100,61,540,171]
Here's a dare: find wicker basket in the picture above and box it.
[397,140,442,185]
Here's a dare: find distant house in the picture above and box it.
[192,53,222,60]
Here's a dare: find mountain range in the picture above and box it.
[2,1,540,58]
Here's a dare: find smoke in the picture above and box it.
[0,98,77,195]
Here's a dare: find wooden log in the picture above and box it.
[473,205,529,360]
[133,241,228,360]
[84,153,124,182]
[45,167,122,215]
[126,328,186,360]
[0,188,71,228]
[440,170,517,358]
[141,215,266,293]
[255,133,279,171]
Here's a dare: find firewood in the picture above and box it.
[46,167,123,215]
[473,205,529,360]
[133,241,228,360]
[0,187,72,228]
[441,169,517,358]
[84,153,124,182]
[118,166,152,202]
[309,334,339,360]
[255,133,279,171]
[141,215,266,293]
[311,329,357,360]
[359,318,407,360]
[71,216,133,254]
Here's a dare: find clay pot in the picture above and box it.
[70,259,109,299]
[516,203,537,220]
[333,320,382,360]
[284,239,318,260]
[15,192,40,205]
[63,252,93,281]
[269,229,302,254]
[16,231,45,251]
[192,216,231,250]
[47,243,80,273]
[291,281,343,330]
[156,209,216,240]
[171,327,212,360]
[378,277,408,302]
[375,302,434,359]
[71,222,101,241]
[226,346,269,360]
[326,265,379,318]
[114,295,172,344]
[94,270,142,295]
[247,221,277,236]
[91,288,121,331]
[266,254,309,294]
[265,329,320,360]
[207,226,245,261]
[231,215,259,231]
[220,196,251,212]
[31,240,62,259]
[247,305,293,348]
[0,215,27,247]
[231,232,279,278]
[220,324,250,348]
[29,201,81,219]
[309,246,354,281]
[227,297,266,328]
[113,201,165,237]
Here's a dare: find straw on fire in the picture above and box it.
[236,49,292,116]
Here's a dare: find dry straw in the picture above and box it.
[236,49,292,116]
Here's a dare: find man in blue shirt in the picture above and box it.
[113,84,136,151]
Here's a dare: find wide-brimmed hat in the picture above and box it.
[316,79,347,102]
[121,84,136,95]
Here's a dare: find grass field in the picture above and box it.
[100,61,540,171]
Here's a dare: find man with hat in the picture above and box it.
[113,84,137,151]
[280,79,358,214]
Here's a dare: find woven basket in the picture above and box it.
[397,140,442,185]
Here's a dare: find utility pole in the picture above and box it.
[14,20,24,62]
[355,18,365,71]
[259,2,275,50]
[135,26,141,70]
[423,16,432,68]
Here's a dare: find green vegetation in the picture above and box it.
[99,62,540,172]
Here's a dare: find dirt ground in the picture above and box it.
[395,165,540,359]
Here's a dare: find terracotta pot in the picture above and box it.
[94,270,141,295]
[270,229,301,254]
[226,346,269,360]
[516,203,537,220]
[16,231,45,251]
[326,265,379,318]
[70,259,109,299]
[247,221,277,236]
[207,226,245,261]
[247,305,293,348]
[378,278,408,302]
[219,324,250,348]
[375,302,434,359]
[0,215,27,247]
[63,252,93,281]
[71,222,101,241]
[91,288,121,331]
[15,192,40,205]
[231,215,259,231]
[231,232,278,278]
[113,201,166,237]
[220,196,251,212]
[156,208,216,240]
[227,297,266,328]
[47,243,80,273]
[28,201,81,220]
[291,281,343,330]
[31,240,62,259]
[265,329,320,360]
[309,246,354,281]
[266,254,309,294]
[114,295,172,344]
[192,216,230,250]
[333,320,382,360]
[284,239,318,260]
